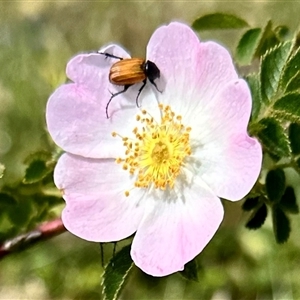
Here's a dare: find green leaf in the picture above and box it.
[289,123,300,154]
[272,206,290,243]
[102,244,133,300]
[23,160,50,184]
[236,28,262,65]
[273,92,300,123]
[192,13,249,31]
[274,25,290,40]
[285,71,300,93]
[245,203,268,230]
[180,259,198,282]
[242,196,260,211]
[7,199,33,227]
[23,151,54,184]
[279,186,299,214]
[43,195,63,208]
[260,41,293,102]
[255,21,280,58]
[33,204,50,223]
[265,169,286,203]
[0,193,18,207]
[257,118,291,159]
[281,47,300,89]
[246,73,262,121]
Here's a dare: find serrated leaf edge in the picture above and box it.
[272,109,300,124]
[272,91,300,123]
[281,42,300,89]
[285,70,300,93]
[260,40,294,103]
[257,117,292,158]
[101,258,133,300]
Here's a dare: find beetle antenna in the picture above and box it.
[98,52,123,61]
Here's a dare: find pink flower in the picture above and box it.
[46,22,262,276]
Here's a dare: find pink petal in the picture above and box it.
[66,53,110,92]
[55,153,146,241]
[66,45,151,118]
[131,180,224,276]
[147,22,238,112]
[198,132,262,201]
[194,79,252,140]
[46,83,116,158]
[46,83,144,158]
[46,44,162,157]
[66,45,130,91]
[192,81,262,200]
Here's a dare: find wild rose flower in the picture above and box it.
[46,22,262,276]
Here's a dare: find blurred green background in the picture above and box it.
[1,1,300,299]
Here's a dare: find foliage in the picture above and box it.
[101,14,300,296]
[102,244,133,300]
[2,6,300,300]
[0,151,62,242]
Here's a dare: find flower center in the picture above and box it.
[152,141,169,163]
[112,104,192,196]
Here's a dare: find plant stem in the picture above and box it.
[0,217,66,259]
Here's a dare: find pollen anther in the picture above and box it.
[113,104,192,195]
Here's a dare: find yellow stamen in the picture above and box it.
[112,105,192,196]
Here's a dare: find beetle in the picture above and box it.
[99,52,161,118]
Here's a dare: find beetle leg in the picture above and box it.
[106,85,131,118]
[136,79,147,107]
[149,79,162,93]
[98,52,123,61]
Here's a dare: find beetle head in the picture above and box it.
[145,60,160,81]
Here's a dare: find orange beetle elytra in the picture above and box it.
[99,52,161,118]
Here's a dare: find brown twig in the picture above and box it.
[0,217,66,259]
